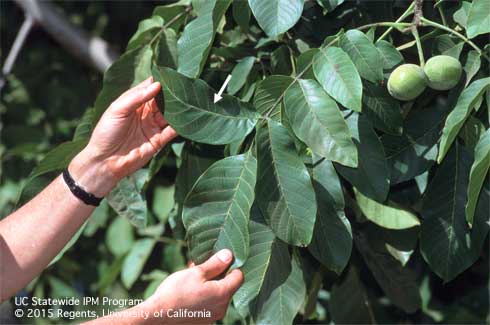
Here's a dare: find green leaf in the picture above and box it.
[106,216,135,257]
[84,200,109,237]
[233,206,284,316]
[256,119,317,246]
[107,169,149,228]
[432,35,464,59]
[177,0,231,77]
[375,40,404,72]
[155,29,178,69]
[463,51,481,87]
[355,189,420,229]
[253,75,294,119]
[94,45,153,121]
[317,0,345,12]
[233,0,251,31]
[27,140,87,181]
[183,152,257,266]
[335,114,390,202]
[420,143,490,281]
[366,224,419,267]
[313,47,362,112]
[271,45,293,76]
[453,1,471,28]
[73,108,94,141]
[438,77,490,163]
[228,56,256,95]
[330,265,376,324]
[339,30,383,83]
[127,15,164,50]
[121,238,156,289]
[251,251,306,325]
[466,129,490,226]
[248,0,304,37]
[382,104,448,184]
[362,81,403,135]
[284,79,357,167]
[153,5,188,31]
[297,49,319,79]
[308,156,352,274]
[48,277,80,299]
[355,230,421,313]
[459,115,486,151]
[153,66,259,144]
[466,0,490,38]
[175,143,220,204]
[152,185,175,222]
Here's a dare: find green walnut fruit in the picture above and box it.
[424,55,462,90]
[388,64,427,101]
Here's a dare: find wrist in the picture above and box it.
[68,147,118,198]
[132,297,171,325]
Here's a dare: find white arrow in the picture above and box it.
[213,74,232,103]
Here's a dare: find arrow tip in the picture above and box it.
[213,93,222,103]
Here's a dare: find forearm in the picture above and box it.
[0,148,116,301]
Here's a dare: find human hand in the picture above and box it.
[137,249,243,324]
[69,77,177,197]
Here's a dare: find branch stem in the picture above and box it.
[420,17,490,62]
[377,2,415,42]
[263,21,411,118]
[149,6,192,46]
[412,28,425,67]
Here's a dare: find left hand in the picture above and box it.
[70,77,177,197]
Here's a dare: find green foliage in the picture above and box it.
[5,0,490,324]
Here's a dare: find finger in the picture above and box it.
[216,269,243,297]
[154,126,177,148]
[197,249,233,280]
[111,82,161,115]
[118,77,153,98]
[149,99,168,128]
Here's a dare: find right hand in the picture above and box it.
[140,249,243,324]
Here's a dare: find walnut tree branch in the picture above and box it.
[13,0,118,73]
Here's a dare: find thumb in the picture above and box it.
[197,249,233,280]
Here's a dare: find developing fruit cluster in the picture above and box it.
[387,55,463,101]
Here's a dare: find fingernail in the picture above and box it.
[217,249,232,263]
